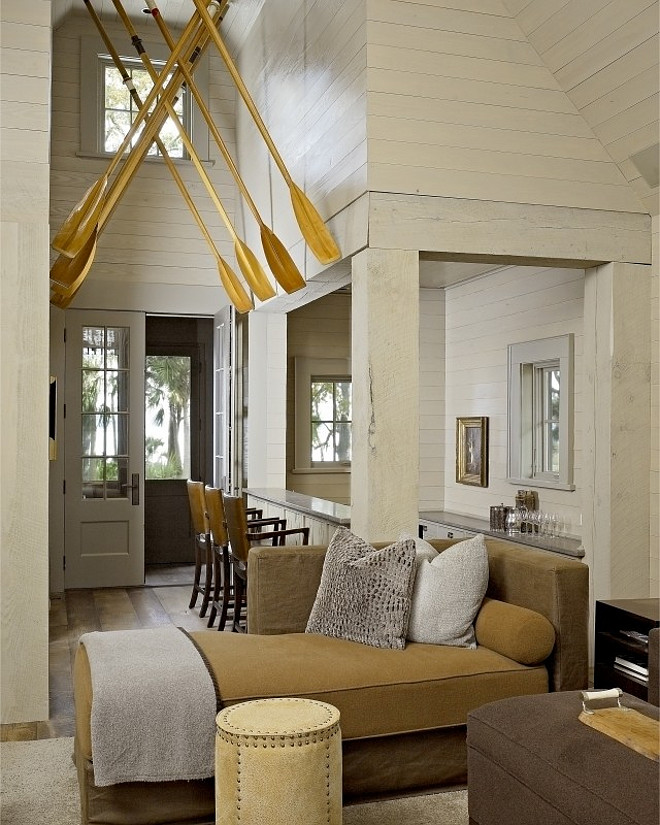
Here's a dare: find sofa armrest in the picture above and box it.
[247,545,327,635]
[445,538,589,693]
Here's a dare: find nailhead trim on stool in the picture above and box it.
[215,697,342,825]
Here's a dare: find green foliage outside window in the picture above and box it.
[310,379,351,463]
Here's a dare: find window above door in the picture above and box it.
[79,33,210,161]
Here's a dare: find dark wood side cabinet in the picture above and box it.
[594,599,659,701]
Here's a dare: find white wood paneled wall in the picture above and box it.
[286,293,352,505]
[504,0,659,216]
[50,14,238,312]
[436,265,585,532]
[234,0,368,281]
[1,0,50,723]
[419,288,446,511]
[366,0,646,214]
[652,216,659,594]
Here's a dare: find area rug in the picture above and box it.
[0,737,469,825]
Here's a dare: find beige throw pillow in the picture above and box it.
[406,533,489,648]
[305,527,417,649]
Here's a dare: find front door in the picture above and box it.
[64,310,145,588]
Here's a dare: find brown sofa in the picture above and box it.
[73,538,589,825]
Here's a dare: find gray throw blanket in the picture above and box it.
[81,626,217,787]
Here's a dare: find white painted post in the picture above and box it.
[583,262,652,602]
[351,248,420,542]
[246,312,287,489]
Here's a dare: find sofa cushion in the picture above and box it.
[73,636,549,762]
[407,533,489,647]
[474,598,556,665]
[305,527,417,649]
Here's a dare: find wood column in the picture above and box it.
[583,262,652,602]
[350,248,419,542]
[246,312,287,489]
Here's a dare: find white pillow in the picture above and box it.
[399,531,439,569]
[406,533,489,648]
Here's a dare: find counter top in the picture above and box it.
[420,510,585,558]
[244,488,351,526]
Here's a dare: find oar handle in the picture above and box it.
[86,0,217,255]
[191,0,294,186]
[112,0,239,244]
[145,1,264,226]
[99,21,212,227]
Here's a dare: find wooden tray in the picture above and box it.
[579,707,659,762]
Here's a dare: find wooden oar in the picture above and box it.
[75,0,252,313]
[113,1,275,303]
[52,3,208,259]
[50,231,96,293]
[191,0,341,266]
[143,0,306,295]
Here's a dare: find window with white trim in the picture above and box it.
[295,358,351,470]
[507,335,574,490]
[310,377,352,464]
[80,35,209,161]
[101,56,188,158]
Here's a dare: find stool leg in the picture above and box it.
[217,546,231,631]
[188,534,202,609]
[207,545,222,628]
[232,574,245,633]
[199,535,213,618]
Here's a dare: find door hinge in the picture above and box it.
[63,403,66,419]
[63,328,67,343]
[63,556,66,570]
[63,479,66,495]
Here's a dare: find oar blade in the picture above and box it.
[50,232,97,292]
[260,226,306,294]
[290,183,341,265]
[52,177,107,258]
[216,258,254,314]
[235,240,275,302]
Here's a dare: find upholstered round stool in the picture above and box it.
[215,697,342,825]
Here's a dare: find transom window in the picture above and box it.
[507,335,574,491]
[101,56,188,158]
[80,35,210,161]
[310,378,352,464]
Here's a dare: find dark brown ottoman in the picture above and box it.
[467,691,659,825]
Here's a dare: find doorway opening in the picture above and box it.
[144,316,213,567]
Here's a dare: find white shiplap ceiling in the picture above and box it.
[502,0,659,215]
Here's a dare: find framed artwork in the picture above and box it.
[456,416,488,487]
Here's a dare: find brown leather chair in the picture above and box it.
[223,494,310,632]
[186,480,212,618]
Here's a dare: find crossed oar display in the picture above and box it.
[50,0,342,310]
[141,0,306,294]
[87,0,253,313]
[50,3,216,304]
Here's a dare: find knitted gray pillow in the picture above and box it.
[407,533,489,648]
[305,527,417,650]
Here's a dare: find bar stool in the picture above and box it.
[204,485,233,631]
[215,698,342,825]
[223,494,310,632]
[186,479,212,618]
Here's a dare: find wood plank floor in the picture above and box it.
[1,565,226,742]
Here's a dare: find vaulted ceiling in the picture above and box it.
[52,0,659,216]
